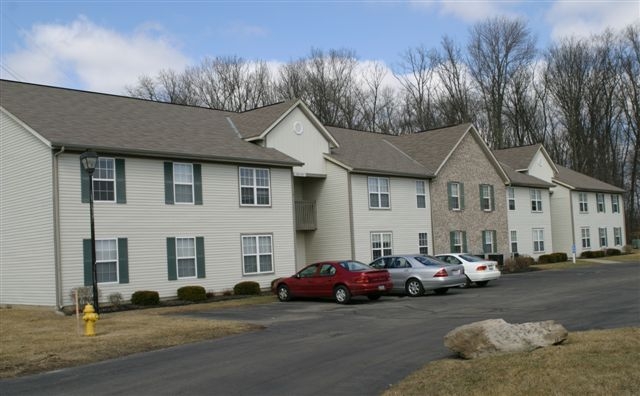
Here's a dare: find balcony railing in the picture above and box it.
[295,200,317,231]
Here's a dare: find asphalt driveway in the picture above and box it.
[2,262,639,396]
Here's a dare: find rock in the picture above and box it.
[444,318,568,359]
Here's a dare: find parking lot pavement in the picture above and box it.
[1,262,639,396]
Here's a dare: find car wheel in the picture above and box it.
[405,279,424,297]
[460,275,472,288]
[334,285,351,304]
[434,288,449,295]
[367,294,381,301]
[475,281,489,287]
[277,284,291,302]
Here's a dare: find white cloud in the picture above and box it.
[411,0,522,22]
[546,1,639,41]
[1,16,191,94]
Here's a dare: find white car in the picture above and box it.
[435,253,501,287]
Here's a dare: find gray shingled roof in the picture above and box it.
[499,162,555,188]
[230,100,298,139]
[326,126,431,178]
[554,165,625,193]
[0,80,301,166]
[493,144,542,171]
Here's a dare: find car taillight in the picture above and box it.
[476,265,487,271]
[433,269,448,277]
[355,274,370,283]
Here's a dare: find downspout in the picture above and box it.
[53,146,65,310]
[569,190,576,259]
[348,172,356,260]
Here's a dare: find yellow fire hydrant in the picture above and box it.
[82,304,99,336]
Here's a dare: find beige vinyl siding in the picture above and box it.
[569,191,626,256]
[506,186,553,259]
[550,185,574,256]
[528,150,555,182]
[56,154,296,306]
[304,161,352,263]
[265,107,330,176]
[351,175,433,263]
[0,111,56,306]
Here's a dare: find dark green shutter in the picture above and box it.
[479,185,483,210]
[492,230,497,253]
[483,231,489,253]
[196,236,205,278]
[116,159,126,204]
[81,163,90,203]
[490,185,495,211]
[449,231,455,252]
[462,231,467,252]
[447,182,453,210]
[164,162,174,204]
[167,237,177,280]
[83,239,93,286]
[194,164,203,205]
[118,238,129,284]
[460,183,465,210]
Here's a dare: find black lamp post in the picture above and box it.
[80,151,100,313]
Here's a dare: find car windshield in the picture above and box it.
[460,254,485,262]
[413,255,445,266]
[340,261,371,271]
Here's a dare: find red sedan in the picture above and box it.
[273,260,393,304]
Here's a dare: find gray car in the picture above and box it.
[369,254,466,296]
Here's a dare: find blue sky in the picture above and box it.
[1,1,638,94]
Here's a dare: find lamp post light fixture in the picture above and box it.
[80,151,100,314]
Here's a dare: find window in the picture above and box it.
[510,230,518,253]
[530,189,543,212]
[450,230,466,253]
[164,162,202,205]
[581,227,591,249]
[240,167,271,206]
[418,233,429,255]
[533,229,544,253]
[611,195,620,213]
[482,230,496,253]
[598,227,608,247]
[614,227,622,246]
[448,182,464,210]
[596,193,605,213]
[578,192,588,213]
[166,237,205,280]
[371,232,392,259]
[480,184,494,211]
[368,177,390,209]
[82,157,126,203]
[176,237,197,278]
[83,238,128,285]
[416,181,426,208]
[507,187,516,210]
[174,163,194,203]
[242,235,273,274]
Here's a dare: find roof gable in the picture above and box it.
[494,144,559,175]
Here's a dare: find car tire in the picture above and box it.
[434,287,449,295]
[277,284,291,302]
[475,281,489,287]
[334,285,351,304]
[460,276,472,288]
[367,294,382,301]
[405,279,424,297]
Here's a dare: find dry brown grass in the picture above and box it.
[531,251,640,271]
[383,327,640,396]
[0,296,275,378]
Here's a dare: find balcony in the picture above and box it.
[295,200,317,231]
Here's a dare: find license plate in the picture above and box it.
[488,265,494,270]
[378,285,386,291]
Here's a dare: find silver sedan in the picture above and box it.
[369,254,466,296]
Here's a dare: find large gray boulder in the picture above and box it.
[444,318,568,359]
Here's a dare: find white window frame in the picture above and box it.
[173,163,194,204]
[371,232,393,260]
[578,192,588,213]
[452,230,463,253]
[507,187,516,210]
[95,238,118,284]
[530,189,542,212]
[614,227,622,246]
[418,232,429,255]
[176,237,197,279]
[93,157,116,202]
[533,228,545,253]
[581,227,591,249]
[596,193,605,213]
[368,177,390,209]
[611,195,620,213]
[416,181,426,209]
[482,230,495,253]
[510,230,518,254]
[480,184,492,211]
[598,227,608,247]
[242,234,274,275]
[450,182,461,211]
[239,167,271,207]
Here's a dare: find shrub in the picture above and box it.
[206,291,215,299]
[108,292,124,308]
[605,248,621,256]
[177,285,207,302]
[131,290,159,306]
[222,289,233,296]
[580,250,606,258]
[233,281,261,295]
[537,252,568,264]
[503,255,534,273]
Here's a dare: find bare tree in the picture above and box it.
[432,36,474,125]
